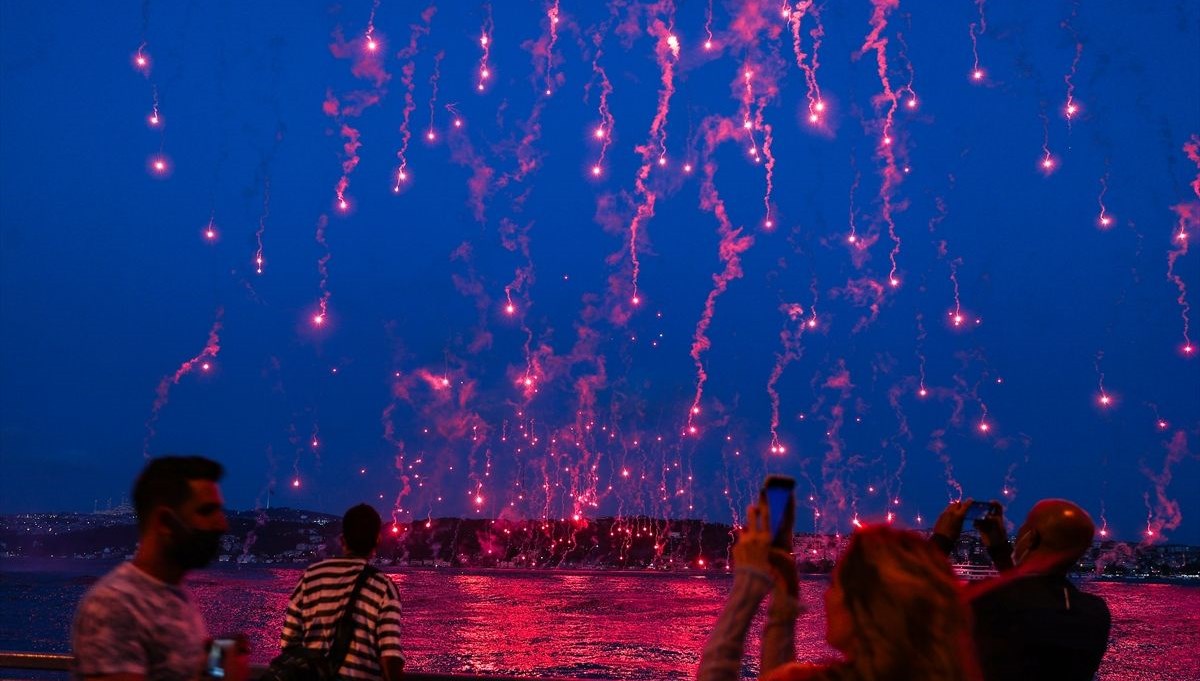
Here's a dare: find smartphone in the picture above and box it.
[206,638,237,679]
[762,475,796,548]
[964,501,994,522]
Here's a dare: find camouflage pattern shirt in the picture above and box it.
[72,562,208,681]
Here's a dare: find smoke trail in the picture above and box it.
[687,116,755,434]
[392,6,437,191]
[143,308,224,457]
[624,1,679,307]
[1167,135,1199,355]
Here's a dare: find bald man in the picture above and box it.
[933,499,1111,681]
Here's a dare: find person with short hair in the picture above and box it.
[698,503,980,681]
[933,499,1111,681]
[281,503,404,681]
[72,455,248,681]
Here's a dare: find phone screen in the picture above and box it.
[964,501,993,521]
[207,639,236,678]
[766,487,791,539]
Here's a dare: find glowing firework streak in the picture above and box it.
[364,0,381,48]
[915,313,928,397]
[847,162,862,249]
[254,176,270,274]
[788,2,825,123]
[687,117,756,434]
[896,30,918,110]
[1141,430,1192,542]
[393,7,436,191]
[740,68,761,161]
[1097,172,1113,228]
[948,256,967,328]
[698,0,713,51]
[589,33,614,177]
[477,6,493,92]
[738,66,777,227]
[626,13,679,306]
[203,214,217,242]
[313,214,331,326]
[1062,1,1082,127]
[326,24,391,211]
[545,0,560,96]
[767,303,808,454]
[427,51,444,141]
[1167,135,1199,355]
[143,309,224,457]
[857,0,904,288]
[1094,351,1113,408]
[1039,112,1056,173]
[968,0,987,81]
[148,86,161,128]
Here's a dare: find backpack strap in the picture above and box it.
[327,563,380,672]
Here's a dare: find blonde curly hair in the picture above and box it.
[766,525,980,681]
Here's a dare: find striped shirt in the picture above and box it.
[281,558,404,680]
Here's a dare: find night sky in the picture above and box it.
[1,1,1197,544]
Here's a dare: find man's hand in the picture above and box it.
[733,503,775,574]
[933,498,974,544]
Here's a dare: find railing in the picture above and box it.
[0,651,590,681]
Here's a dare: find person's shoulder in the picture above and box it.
[302,557,360,575]
[365,566,400,597]
[79,563,142,606]
[1073,585,1111,617]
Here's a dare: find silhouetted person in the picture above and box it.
[72,455,248,681]
[934,499,1111,681]
[281,503,404,681]
[698,502,980,681]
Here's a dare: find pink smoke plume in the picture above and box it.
[313,214,331,325]
[143,308,224,457]
[857,0,907,289]
[1167,135,1199,355]
[624,0,679,308]
[687,116,756,434]
[327,25,391,211]
[392,6,437,191]
[1141,430,1195,543]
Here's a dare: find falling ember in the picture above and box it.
[978,421,991,433]
[148,156,170,176]
[200,362,211,372]
[972,69,984,81]
[292,479,300,488]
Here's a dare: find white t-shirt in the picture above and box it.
[72,562,208,680]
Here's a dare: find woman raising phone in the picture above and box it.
[696,499,980,681]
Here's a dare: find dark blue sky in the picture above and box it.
[1,1,1197,543]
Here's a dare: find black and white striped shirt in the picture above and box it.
[281,558,404,679]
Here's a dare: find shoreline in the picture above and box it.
[2,556,1198,585]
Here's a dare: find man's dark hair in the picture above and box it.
[132,455,225,530]
[342,503,382,556]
